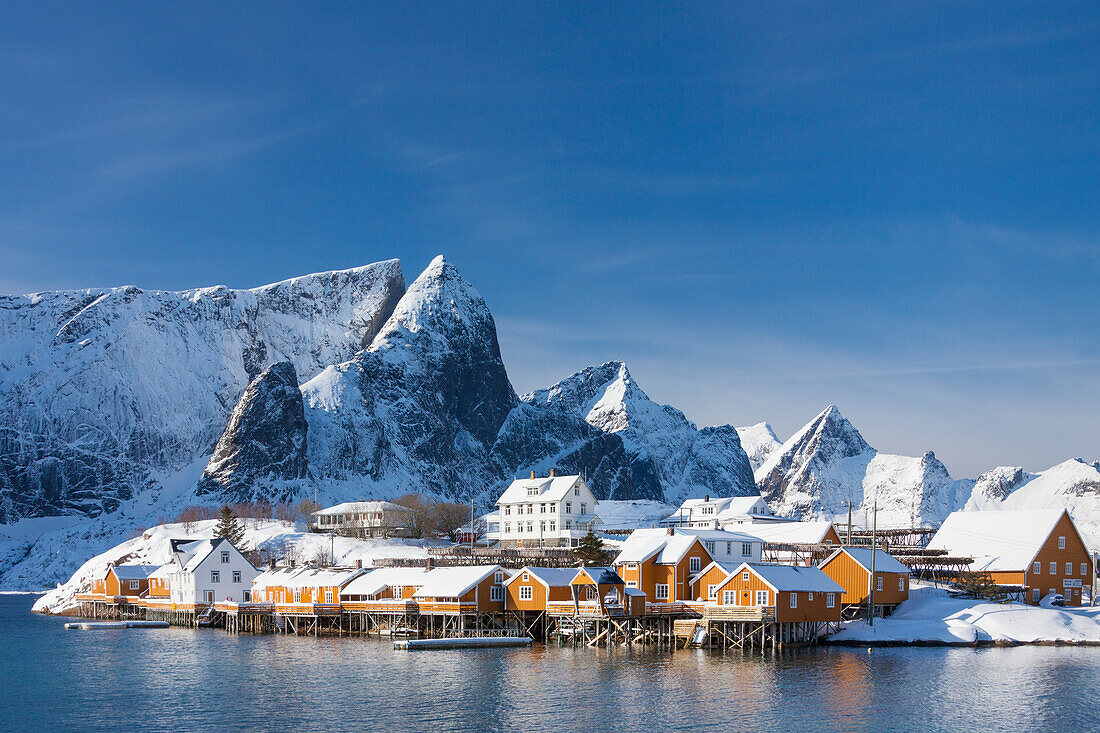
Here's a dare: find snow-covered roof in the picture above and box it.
[613,528,703,565]
[824,547,910,575]
[574,567,624,585]
[147,563,174,580]
[174,538,220,572]
[251,566,364,591]
[497,475,585,504]
[927,510,1071,572]
[674,528,764,544]
[311,501,407,516]
[736,521,837,545]
[733,563,845,593]
[413,565,502,598]
[340,567,428,596]
[109,564,160,580]
[505,567,578,588]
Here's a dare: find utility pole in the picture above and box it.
[868,501,877,627]
[847,502,852,545]
[469,496,475,554]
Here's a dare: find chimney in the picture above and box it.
[355,559,363,569]
[704,494,709,502]
[268,558,276,570]
[530,470,536,479]
[289,559,296,568]
[666,527,675,536]
[425,558,434,571]
[549,468,556,477]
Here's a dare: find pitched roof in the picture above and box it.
[674,528,764,544]
[504,566,578,588]
[251,566,364,591]
[731,563,844,593]
[147,563,174,580]
[109,564,160,580]
[311,501,407,516]
[340,567,429,596]
[613,528,703,565]
[412,565,502,598]
[496,475,585,503]
[823,547,910,575]
[574,567,624,585]
[927,509,1070,572]
[736,521,837,545]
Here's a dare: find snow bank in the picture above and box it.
[32,519,438,615]
[829,584,1100,645]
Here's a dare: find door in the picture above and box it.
[203,590,214,605]
[741,590,751,606]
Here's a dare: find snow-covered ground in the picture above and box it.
[32,519,441,615]
[595,500,674,530]
[830,583,1100,645]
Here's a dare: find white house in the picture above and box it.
[309,501,411,538]
[496,471,602,548]
[673,528,764,565]
[661,495,784,529]
[166,537,260,608]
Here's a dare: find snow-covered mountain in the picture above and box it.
[736,422,782,471]
[756,406,972,527]
[0,260,405,521]
[497,361,757,503]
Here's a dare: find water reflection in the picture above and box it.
[3,597,1094,733]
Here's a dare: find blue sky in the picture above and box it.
[1,2,1097,476]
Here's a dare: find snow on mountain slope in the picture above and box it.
[963,466,1036,512]
[736,422,782,471]
[300,256,518,499]
[756,406,970,527]
[0,260,405,521]
[511,361,757,503]
[975,459,1100,550]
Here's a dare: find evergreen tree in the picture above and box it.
[573,531,610,566]
[214,505,246,548]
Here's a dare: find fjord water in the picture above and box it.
[2,596,1095,732]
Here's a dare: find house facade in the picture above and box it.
[167,537,260,608]
[819,547,911,607]
[613,528,714,604]
[309,501,411,538]
[928,509,1094,606]
[661,495,783,529]
[496,472,602,548]
[412,565,509,614]
[710,563,844,623]
[252,566,365,611]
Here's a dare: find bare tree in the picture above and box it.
[392,494,434,539]
[294,497,322,524]
[432,502,470,542]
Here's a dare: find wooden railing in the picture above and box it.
[702,606,775,622]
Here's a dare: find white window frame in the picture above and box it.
[221,551,230,564]
[243,590,251,603]
[826,593,835,608]
[519,585,533,601]
[689,556,701,573]
[722,590,736,605]
[742,571,750,581]
[742,543,753,557]
[626,580,638,588]
[294,588,302,603]
[755,590,768,606]
[1050,562,1057,575]
[1082,563,1089,575]
[899,576,906,591]
[129,580,140,591]
[1033,561,1041,574]
[790,592,797,608]
[808,592,814,602]
[876,576,883,591]
[708,584,718,600]
[494,571,504,584]
[1032,588,1040,603]
[490,585,503,602]
[655,583,670,601]
[325,589,334,604]
[1066,562,1073,575]
[1058,536,1066,549]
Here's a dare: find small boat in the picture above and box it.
[64,621,169,630]
[395,636,532,650]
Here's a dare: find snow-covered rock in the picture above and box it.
[504,361,757,503]
[0,260,405,521]
[756,406,971,527]
[195,362,309,503]
[736,422,782,471]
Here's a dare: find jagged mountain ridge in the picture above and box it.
[756,405,972,527]
[0,260,405,521]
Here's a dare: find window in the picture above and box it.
[723,590,736,605]
[325,589,334,604]
[580,503,587,515]
[490,585,503,602]
[503,523,511,534]
[708,585,718,600]
[565,502,572,514]
[232,571,241,583]
[504,506,510,516]
[742,543,753,557]
[899,577,906,591]
[539,521,546,533]
[876,577,883,592]
[725,542,732,555]
[689,556,701,573]
[575,486,579,496]
[655,584,670,601]
[1083,563,1089,575]
[704,541,715,554]
[1058,536,1066,549]
[808,592,814,602]
[527,487,539,497]
[586,586,598,601]
[742,571,750,581]
[565,521,571,530]
[243,590,251,603]
[550,503,556,512]
[527,522,534,533]
[521,572,529,582]
[1050,562,1057,575]
[626,580,638,588]
[519,586,533,601]
[702,506,714,515]
[755,590,769,606]
[294,588,301,603]
[790,592,797,608]
[826,593,835,608]
[1066,562,1073,575]
[129,580,140,590]
[1033,561,1042,574]
[549,521,556,531]
[540,503,546,513]
[494,571,504,584]
[211,571,220,583]
[221,551,230,563]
